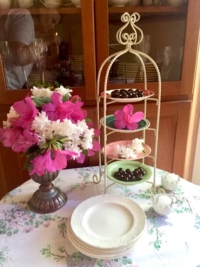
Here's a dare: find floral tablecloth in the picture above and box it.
[0,166,200,267]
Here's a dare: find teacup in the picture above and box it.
[0,0,11,9]
[167,0,187,6]
[128,0,140,6]
[142,0,164,5]
[152,193,174,216]
[161,172,180,191]
[17,0,33,8]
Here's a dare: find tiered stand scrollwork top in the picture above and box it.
[94,12,162,193]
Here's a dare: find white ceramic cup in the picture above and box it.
[128,0,140,6]
[17,0,33,8]
[152,193,174,216]
[161,172,180,191]
[142,0,164,5]
[0,0,11,9]
[167,0,187,6]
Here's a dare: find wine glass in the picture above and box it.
[135,35,151,81]
[157,46,174,81]
[30,38,47,83]
[0,41,13,88]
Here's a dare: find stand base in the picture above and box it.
[28,185,67,214]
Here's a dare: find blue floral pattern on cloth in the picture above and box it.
[0,166,200,267]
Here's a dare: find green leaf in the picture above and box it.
[62,93,70,102]
[32,96,51,107]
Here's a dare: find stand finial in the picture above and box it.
[116,12,143,48]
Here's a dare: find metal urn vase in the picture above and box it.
[27,169,67,214]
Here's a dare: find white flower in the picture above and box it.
[31,86,53,98]
[55,85,72,97]
[31,111,51,137]
[3,106,19,128]
[113,138,145,159]
[131,138,144,152]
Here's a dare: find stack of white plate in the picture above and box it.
[67,194,146,259]
[118,61,162,82]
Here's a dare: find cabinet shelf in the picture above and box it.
[109,5,187,15]
[0,7,81,15]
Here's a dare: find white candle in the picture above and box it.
[55,32,59,55]
[166,173,179,183]
[158,195,172,206]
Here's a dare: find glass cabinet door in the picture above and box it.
[95,0,198,98]
[0,0,96,104]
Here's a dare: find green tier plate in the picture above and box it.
[107,160,152,186]
[100,115,150,132]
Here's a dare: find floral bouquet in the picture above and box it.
[0,85,101,176]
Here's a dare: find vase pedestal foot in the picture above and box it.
[28,183,67,214]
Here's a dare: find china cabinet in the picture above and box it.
[0,0,199,198]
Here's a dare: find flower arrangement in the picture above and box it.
[0,85,101,176]
[114,104,144,130]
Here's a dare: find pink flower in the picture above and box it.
[0,127,39,152]
[76,140,101,163]
[30,149,78,176]
[42,92,87,123]
[88,140,101,156]
[0,127,38,152]
[114,104,144,130]
[12,97,38,129]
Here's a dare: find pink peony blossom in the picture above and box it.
[42,92,87,123]
[12,97,38,129]
[114,104,144,130]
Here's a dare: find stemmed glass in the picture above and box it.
[157,46,174,81]
[135,35,151,81]
[0,41,13,88]
[30,38,47,83]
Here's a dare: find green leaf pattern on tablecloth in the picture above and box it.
[40,244,134,267]
[0,247,9,267]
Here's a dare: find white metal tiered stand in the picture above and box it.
[94,12,162,193]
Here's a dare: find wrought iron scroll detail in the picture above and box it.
[116,12,143,49]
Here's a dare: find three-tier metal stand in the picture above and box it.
[94,12,162,193]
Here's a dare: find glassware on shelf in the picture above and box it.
[142,0,165,5]
[30,38,47,84]
[166,0,187,6]
[0,41,13,88]
[157,46,174,81]
[135,35,151,81]
[39,0,63,8]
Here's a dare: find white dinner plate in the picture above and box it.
[70,194,146,249]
